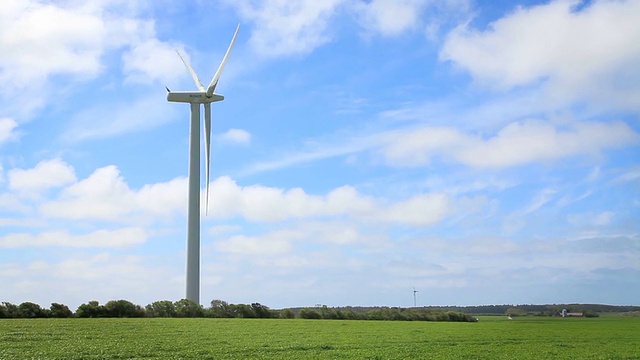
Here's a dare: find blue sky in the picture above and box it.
[1,0,639,309]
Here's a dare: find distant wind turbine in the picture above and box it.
[413,287,419,307]
[166,25,240,304]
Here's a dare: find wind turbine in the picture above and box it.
[166,24,239,304]
[413,287,419,307]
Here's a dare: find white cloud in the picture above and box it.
[385,193,450,226]
[1,251,180,308]
[41,165,132,221]
[208,224,242,236]
[214,221,387,257]
[122,39,186,84]
[324,185,377,217]
[524,187,557,214]
[0,118,18,144]
[457,120,639,168]
[228,0,471,58]
[136,177,188,217]
[8,158,77,194]
[353,0,427,36]
[440,0,640,108]
[0,227,147,248]
[567,211,616,227]
[380,120,639,168]
[209,176,367,221]
[0,0,106,89]
[240,134,376,175]
[216,231,295,255]
[0,0,163,95]
[0,193,30,214]
[209,176,348,221]
[241,116,638,178]
[230,0,345,57]
[61,95,179,142]
[219,128,252,144]
[611,167,640,184]
[380,127,465,166]
[28,163,450,227]
[40,165,186,222]
[208,176,450,226]
[298,221,371,245]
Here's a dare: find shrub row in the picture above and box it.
[298,305,476,322]
[0,300,477,322]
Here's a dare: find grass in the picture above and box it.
[1,316,639,359]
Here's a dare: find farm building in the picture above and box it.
[559,309,584,317]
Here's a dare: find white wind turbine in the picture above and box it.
[166,25,239,304]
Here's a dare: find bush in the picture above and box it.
[584,310,600,318]
[174,299,204,317]
[299,308,321,319]
[146,300,177,317]
[279,309,295,319]
[76,301,106,318]
[50,303,73,318]
[104,300,145,318]
[0,302,18,318]
[18,302,47,318]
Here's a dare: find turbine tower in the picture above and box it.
[166,25,239,304]
[413,287,419,307]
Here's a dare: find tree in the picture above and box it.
[49,303,73,318]
[0,302,19,318]
[174,299,203,317]
[251,303,272,318]
[342,309,360,320]
[299,308,321,319]
[76,301,106,318]
[584,310,600,318]
[230,303,256,318]
[365,308,385,320]
[18,302,46,318]
[104,300,144,318]
[505,307,527,317]
[146,300,177,317]
[208,299,233,318]
[279,309,295,319]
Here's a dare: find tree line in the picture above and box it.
[296,305,476,321]
[0,300,476,322]
[422,303,639,317]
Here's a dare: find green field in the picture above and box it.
[1,317,638,359]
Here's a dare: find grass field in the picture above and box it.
[1,316,639,359]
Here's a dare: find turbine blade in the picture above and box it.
[203,103,212,215]
[206,24,240,97]
[176,50,205,91]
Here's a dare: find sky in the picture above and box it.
[1,0,639,310]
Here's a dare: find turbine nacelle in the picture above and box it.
[167,91,224,103]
